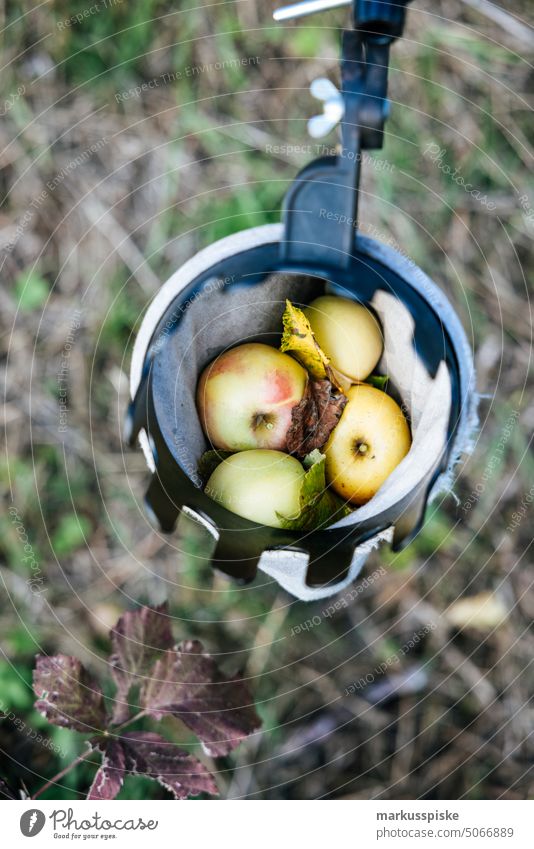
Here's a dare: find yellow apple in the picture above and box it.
[304,295,383,381]
[197,342,307,452]
[205,449,304,528]
[325,384,411,505]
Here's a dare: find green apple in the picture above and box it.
[197,342,307,452]
[205,449,305,528]
[325,384,411,505]
[304,295,383,381]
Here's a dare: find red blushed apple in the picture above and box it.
[197,342,307,452]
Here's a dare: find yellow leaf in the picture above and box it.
[280,300,353,392]
[280,299,330,380]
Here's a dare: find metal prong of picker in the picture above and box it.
[274,0,351,21]
[275,0,411,39]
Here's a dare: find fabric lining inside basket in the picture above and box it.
[154,271,452,531]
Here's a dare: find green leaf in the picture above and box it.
[366,374,389,391]
[292,27,323,58]
[303,448,326,470]
[0,660,33,711]
[277,451,352,532]
[15,270,49,312]
[52,514,91,556]
[198,450,234,486]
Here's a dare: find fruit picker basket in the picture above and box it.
[126,0,478,601]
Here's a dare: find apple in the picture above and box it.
[197,342,307,452]
[325,384,411,505]
[304,295,383,381]
[205,449,305,528]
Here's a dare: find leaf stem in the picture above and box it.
[32,750,93,800]
[113,710,148,733]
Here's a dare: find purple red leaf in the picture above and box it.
[90,732,218,800]
[140,640,261,756]
[33,655,107,732]
[32,606,261,801]
[109,603,174,724]
[88,739,126,800]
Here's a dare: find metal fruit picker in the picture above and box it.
[126,0,478,601]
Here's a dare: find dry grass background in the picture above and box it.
[0,0,533,799]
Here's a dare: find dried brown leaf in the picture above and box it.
[286,379,347,458]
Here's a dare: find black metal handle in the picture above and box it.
[280,2,410,270]
[353,0,410,41]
